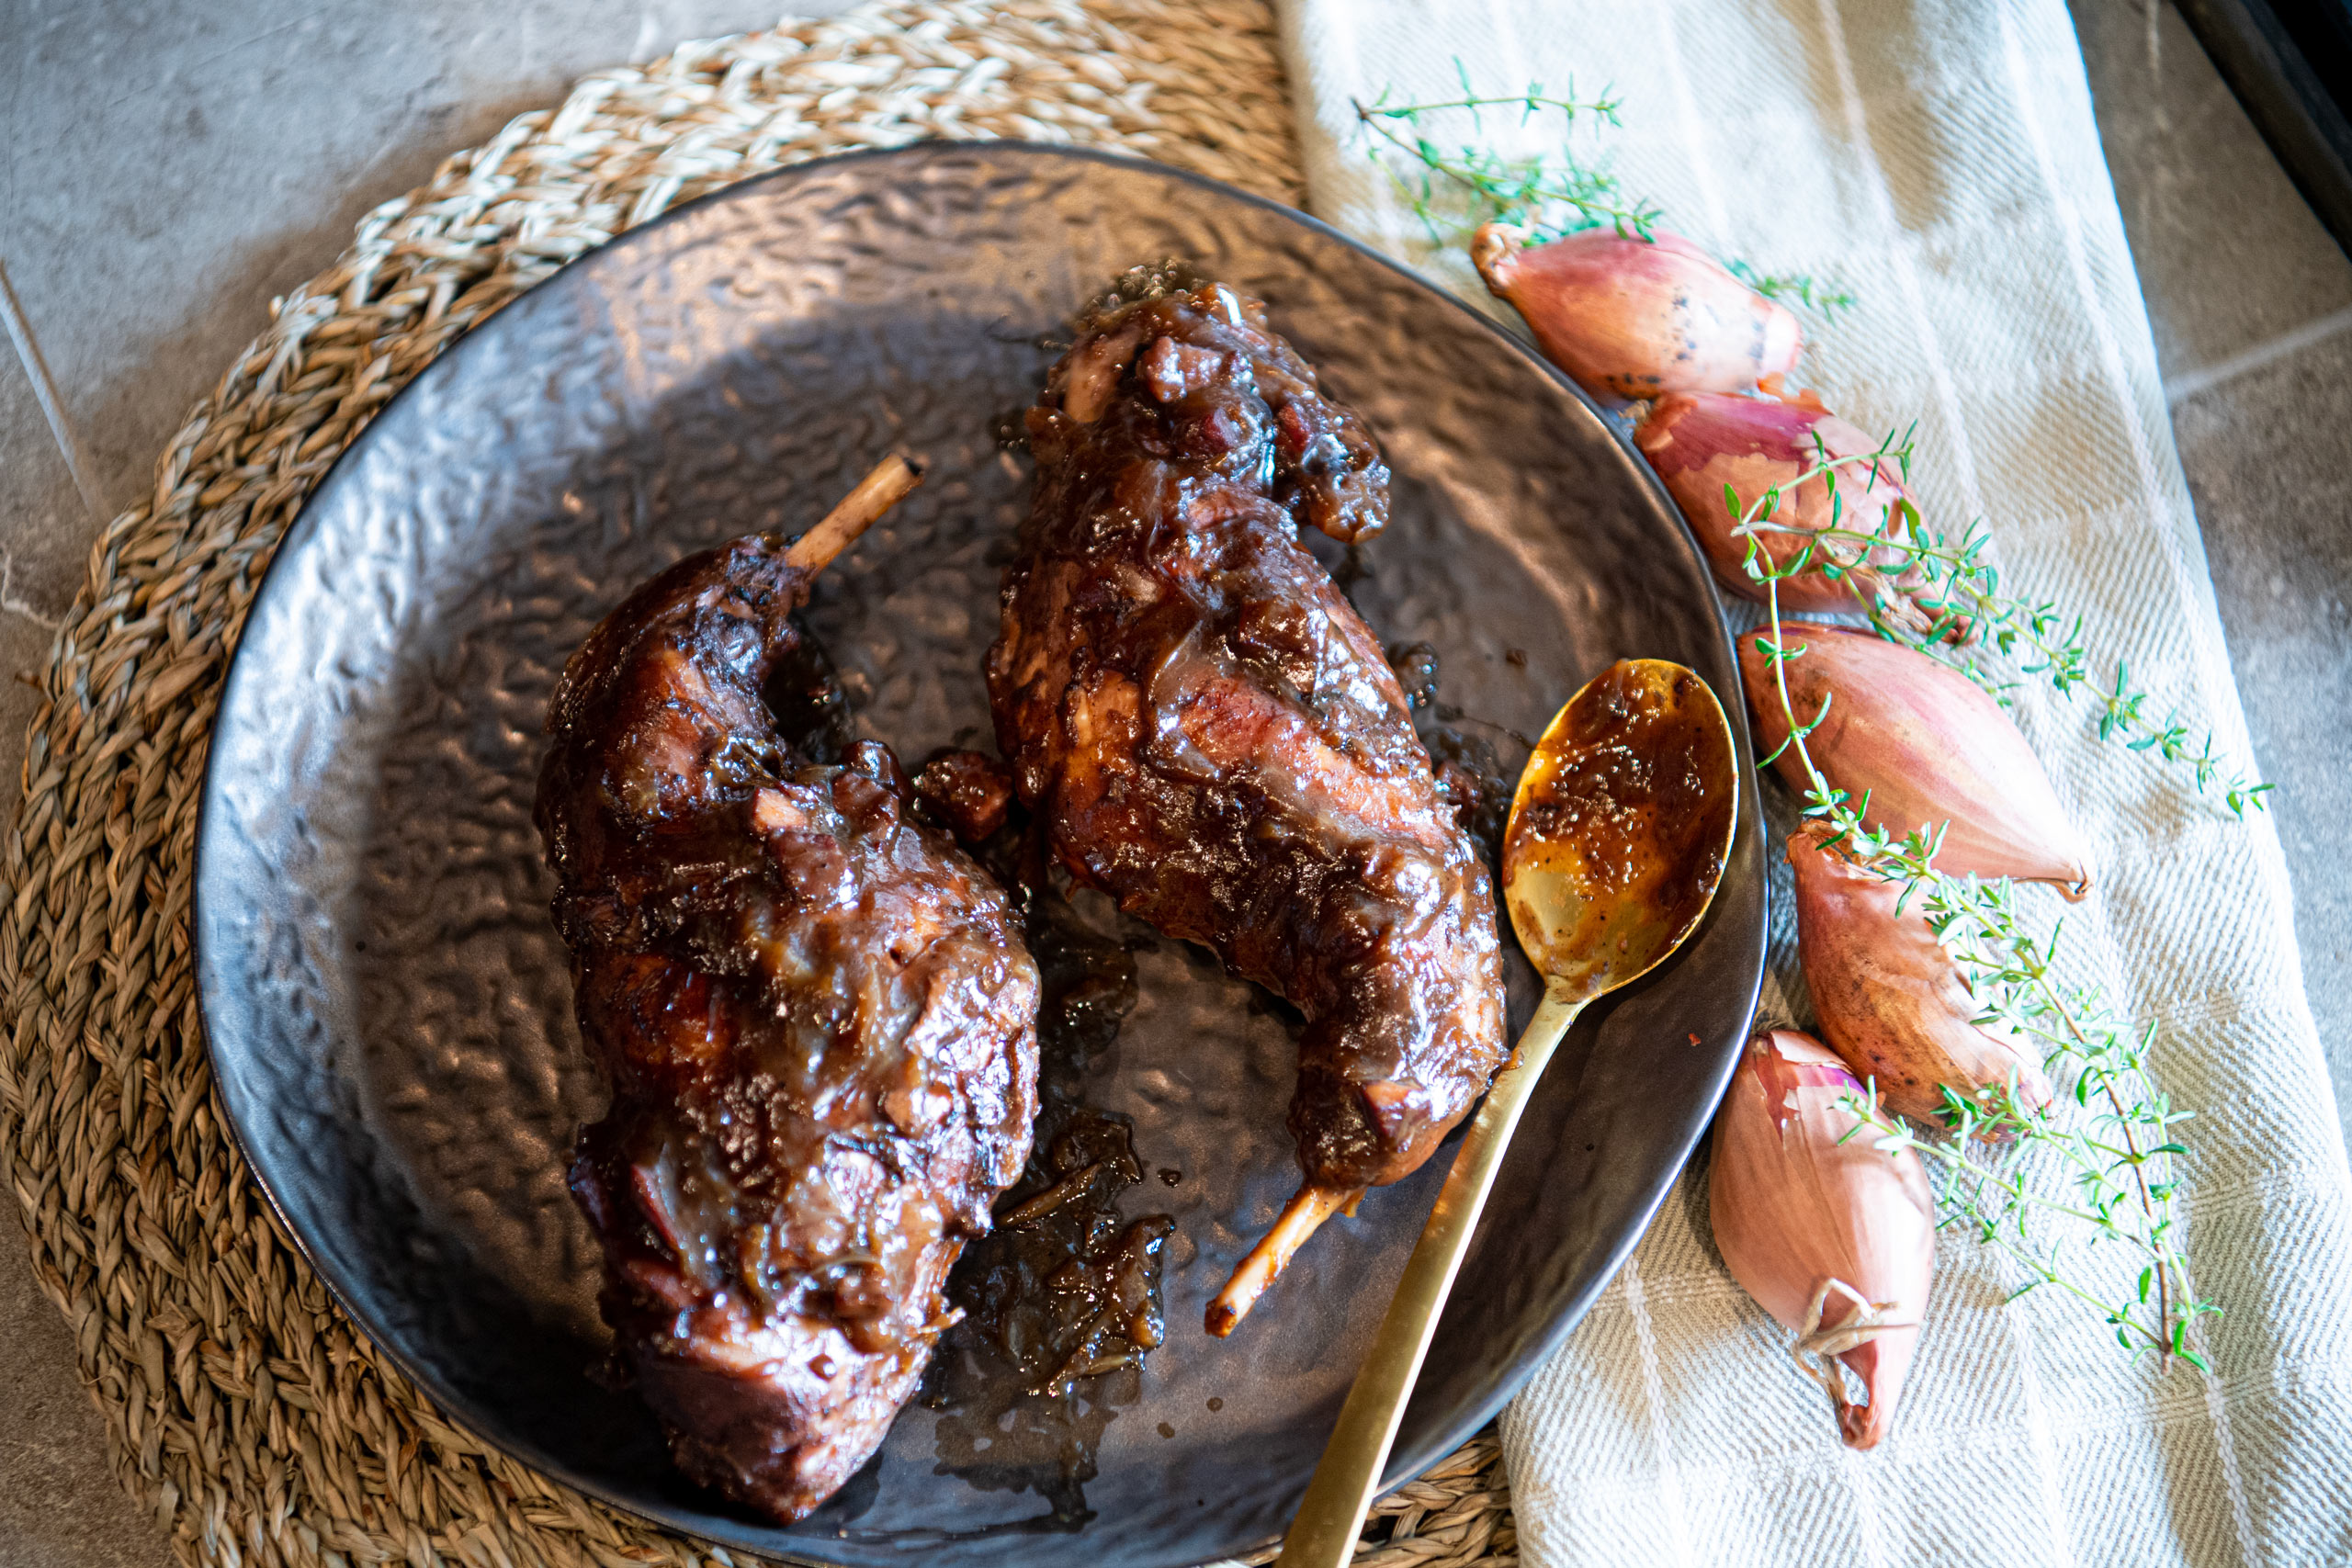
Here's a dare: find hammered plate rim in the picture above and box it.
[191,139,1766,1566]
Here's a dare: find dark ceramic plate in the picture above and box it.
[193,143,1764,1567]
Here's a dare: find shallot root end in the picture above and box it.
[1792,1278,1915,1450]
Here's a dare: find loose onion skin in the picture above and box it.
[1472,224,1801,400]
[1636,390,1945,632]
[1710,1029,1934,1450]
[1788,823,2054,1129]
[1741,622,2094,897]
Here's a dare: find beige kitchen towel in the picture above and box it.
[1275,0,2352,1563]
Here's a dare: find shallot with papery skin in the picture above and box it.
[1710,1028,1934,1450]
[1635,389,1949,636]
[1789,823,2054,1128]
[1741,622,2095,897]
[1471,224,1801,400]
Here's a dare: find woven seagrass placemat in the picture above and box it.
[0,4,1517,1565]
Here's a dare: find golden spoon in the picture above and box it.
[1273,658,1740,1568]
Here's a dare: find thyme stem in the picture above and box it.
[1742,503,2269,813]
[1352,88,1660,242]
[1738,445,2217,1366]
[1355,78,1853,316]
[2030,967,2171,1338]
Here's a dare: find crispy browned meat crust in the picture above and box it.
[536,535,1039,1522]
[987,284,1505,1194]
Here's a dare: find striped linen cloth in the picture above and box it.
[1271,0,2352,1562]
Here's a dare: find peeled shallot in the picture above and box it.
[1743,623,2094,897]
[1636,389,1946,635]
[1711,1029,1934,1449]
[1472,224,1800,400]
[1789,823,2053,1128]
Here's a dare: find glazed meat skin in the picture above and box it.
[987,284,1507,1319]
[537,527,1040,1521]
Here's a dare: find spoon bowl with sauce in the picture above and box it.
[1273,658,1740,1568]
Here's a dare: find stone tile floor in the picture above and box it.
[0,0,2346,1562]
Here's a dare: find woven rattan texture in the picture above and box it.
[0,4,1516,1566]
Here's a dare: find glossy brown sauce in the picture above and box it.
[916,784,1175,1527]
[537,541,1044,1523]
[1424,727,1515,867]
[913,749,1015,844]
[1387,640,1442,712]
[943,879,1173,1405]
[1503,663,1734,981]
[988,280,1508,1195]
[1382,642,1518,871]
[763,622,857,763]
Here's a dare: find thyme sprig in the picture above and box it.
[1356,80,1855,320]
[1354,83,1659,243]
[1739,437,2270,815]
[1726,258,1857,323]
[1737,448,2216,1365]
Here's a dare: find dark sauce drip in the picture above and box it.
[1329,544,1374,598]
[1426,728,1514,867]
[740,665,1169,1525]
[991,404,1035,452]
[762,618,856,764]
[917,806,1174,1528]
[912,750,1013,843]
[1384,642,1518,869]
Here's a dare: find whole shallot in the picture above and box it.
[1789,823,2053,1127]
[1472,224,1801,400]
[1636,389,1946,636]
[1711,1029,1934,1449]
[1742,622,2095,897]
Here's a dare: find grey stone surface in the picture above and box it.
[2171,330,2352,1108]
[2066,0,2352,1156]
[1,0,2349,1560]
[0,1229,153,1568]
[2,0,822,520]
[0,331,88,626]
[2068,0,2352,380]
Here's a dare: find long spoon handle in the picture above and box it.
[1273,981,1586,1568]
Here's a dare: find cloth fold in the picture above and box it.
[1273,1,2352,1562]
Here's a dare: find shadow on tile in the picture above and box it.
[2068,0,2352,380]
[2172,323,2352,1145]
[2,1,845,521]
